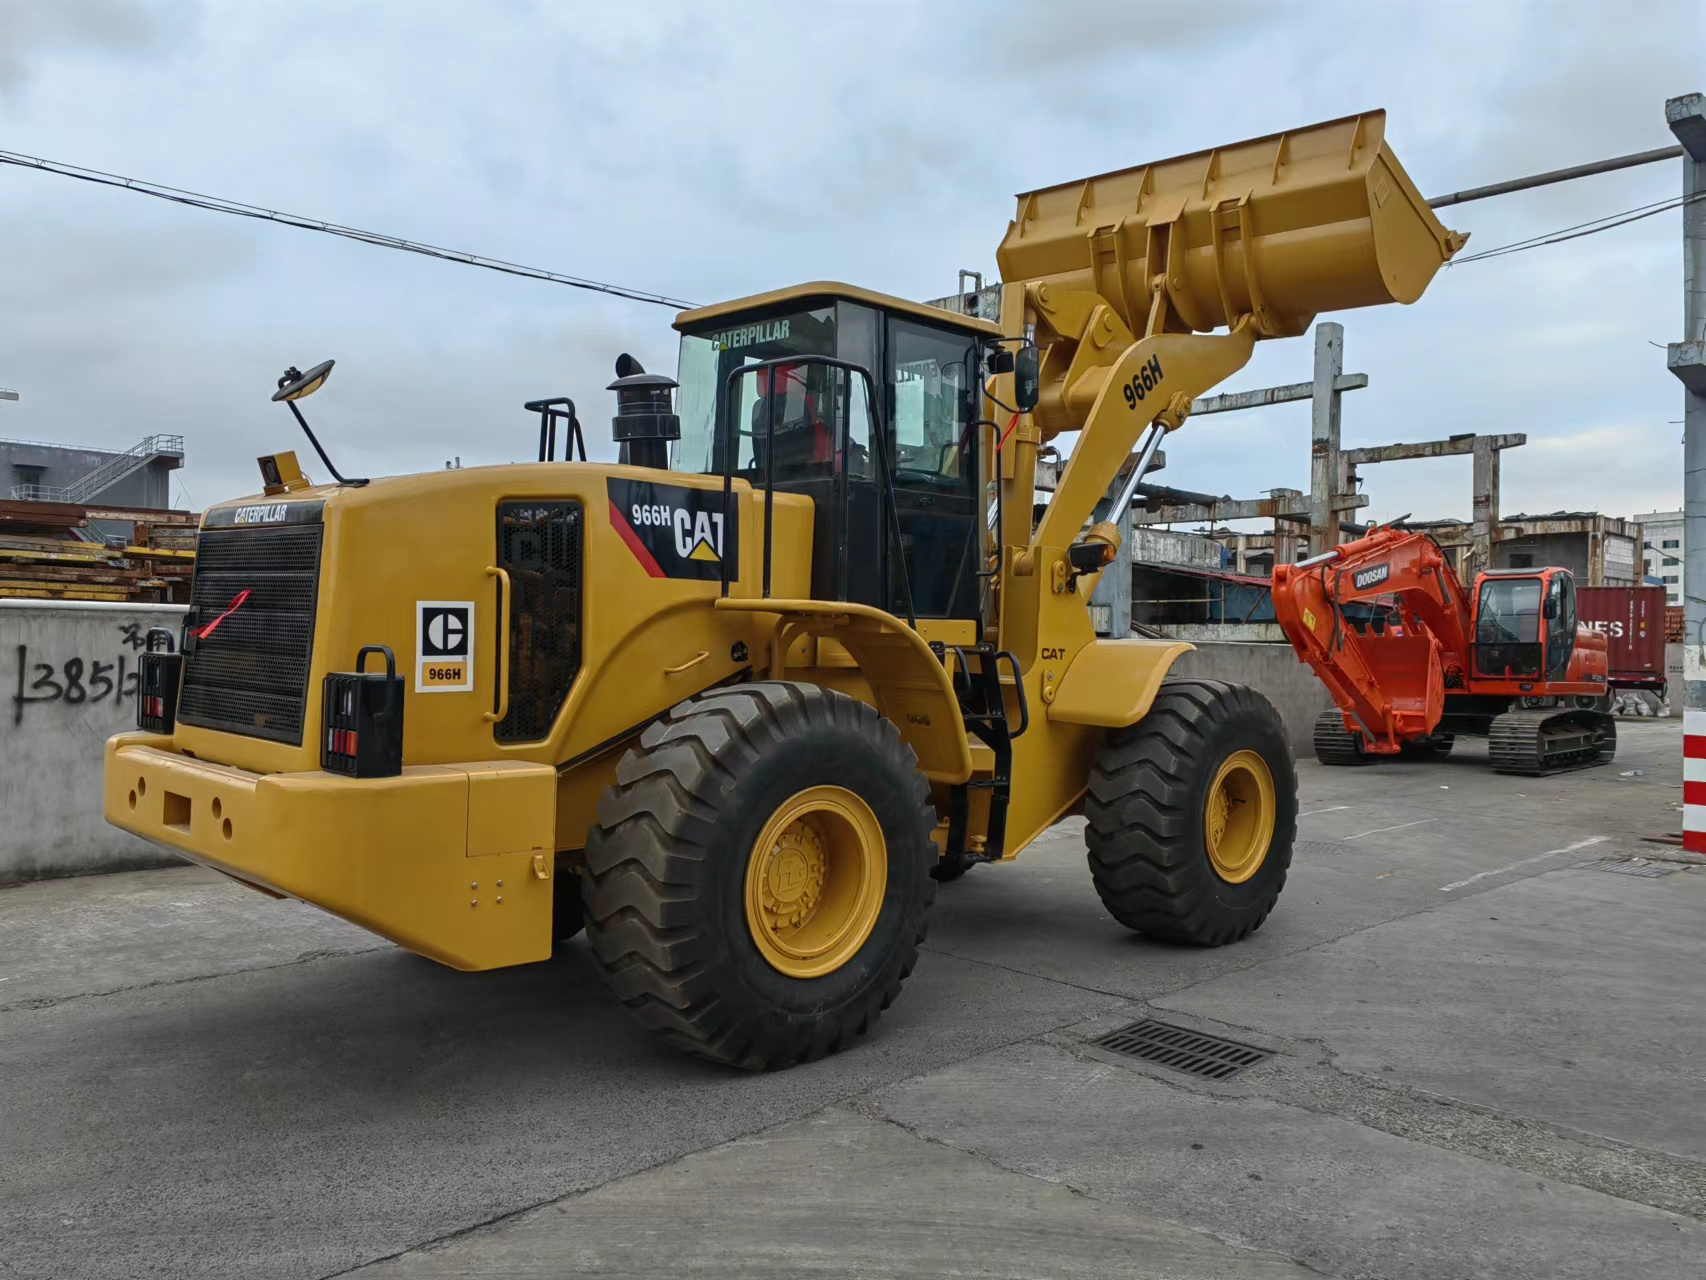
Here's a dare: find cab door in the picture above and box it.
[1543,571,1576,681]
[882,316,982,622]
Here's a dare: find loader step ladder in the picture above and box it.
[938,644,1028,875]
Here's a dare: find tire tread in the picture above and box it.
[582,681,934,1069]
[1085,679,1295,947]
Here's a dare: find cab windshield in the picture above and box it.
[673,306,845,476]
[1474,575,1543,678]
[1475,578,1541,645]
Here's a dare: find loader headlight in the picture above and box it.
[1067,540,1116,574]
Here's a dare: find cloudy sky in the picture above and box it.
[0,0,1699,528]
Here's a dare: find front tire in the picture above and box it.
[582,682,936,1069]
[1086,680,1296,946]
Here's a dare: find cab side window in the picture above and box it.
[886,318,980,619]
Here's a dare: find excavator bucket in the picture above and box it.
[996,109,1465,338]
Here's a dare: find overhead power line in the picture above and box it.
[0,148,700,310]
[1,139,1693,298]
[1450,189,1705,265]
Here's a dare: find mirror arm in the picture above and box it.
[285,400,367,487]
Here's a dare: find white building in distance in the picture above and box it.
[1632,509,1683,605]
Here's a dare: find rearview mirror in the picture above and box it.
[272,359,335,403]
[1543,597,1559,620]
[1013,345,1040,414]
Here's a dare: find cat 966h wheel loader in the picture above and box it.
[106,110,1463,1068]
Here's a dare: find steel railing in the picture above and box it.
[7,434,184,503]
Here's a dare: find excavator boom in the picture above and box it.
[1272,528,1467,752]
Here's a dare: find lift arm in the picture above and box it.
[994,109,1466,578]
[1033,322,1256,552]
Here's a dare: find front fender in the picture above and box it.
[1046,638,1194,728]
[713,597,973,784]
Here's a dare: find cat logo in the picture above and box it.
[416,601,474,692]
[607,478,740,582]
[684,522,723,563]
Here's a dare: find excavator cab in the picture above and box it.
[1470,568,1576,682]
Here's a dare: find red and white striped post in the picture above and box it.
[1672,93,1706,852]
[1688,711,1706,853]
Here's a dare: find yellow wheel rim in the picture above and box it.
[744,785,887,979]
[1203,749,1275,884]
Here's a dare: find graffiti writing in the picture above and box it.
[10,623,151,725]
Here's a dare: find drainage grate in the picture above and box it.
[1091,1020,1274,1080]
[1597,860,1678,878]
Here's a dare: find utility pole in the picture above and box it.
[1470,434,1511,576]
[1308,322,1345,556]
[1671,93,1706,852]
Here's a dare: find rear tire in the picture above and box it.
[582,682,936,1070]
[1086,680,1296,946]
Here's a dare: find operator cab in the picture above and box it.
[1471,568,1576,681]
[670,283,1000,624]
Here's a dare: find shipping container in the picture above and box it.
[1577,585,1667,692]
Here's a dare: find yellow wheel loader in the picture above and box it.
[106,111,1463,1069]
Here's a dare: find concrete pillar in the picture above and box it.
[1271,487,1303,569]
[1667,92,1706,852]
[1089,498,1134,635]
[1470,435,1501,577]
[1308,323,1345,555]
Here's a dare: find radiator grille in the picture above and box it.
[177,523,323,744]
[495,501,583,742]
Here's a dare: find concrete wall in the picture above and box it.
[1494,529,1638,588]
[1495,532,1588,578]
[1130,527,1224,570]
[0,600,186,882]
[1169,640,1332,755]
[1155,622,1289,644]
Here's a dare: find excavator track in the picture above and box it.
[1312,709,1367,766]
[1487,709,1616,776]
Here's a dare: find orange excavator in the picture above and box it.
[1271,526,1616,775]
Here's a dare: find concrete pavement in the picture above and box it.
[1,717,1699,1279]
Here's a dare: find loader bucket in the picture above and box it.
[996,110,1464,339]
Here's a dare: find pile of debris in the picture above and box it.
[0,499,195,603]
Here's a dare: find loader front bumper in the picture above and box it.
[104,733,557,971]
